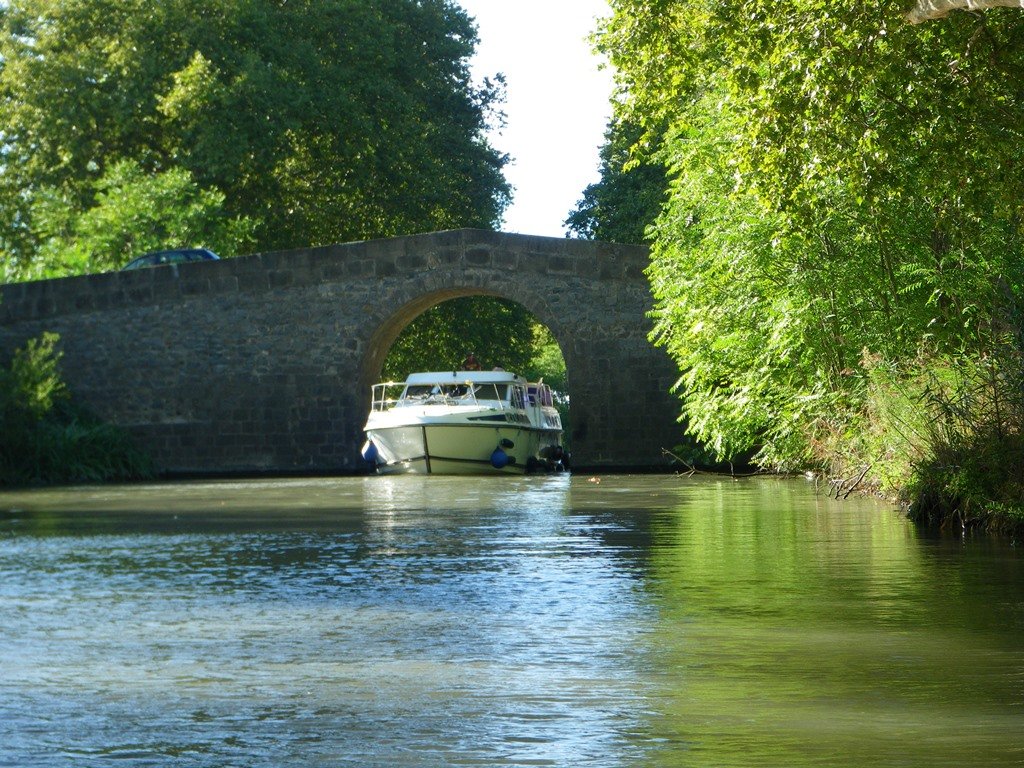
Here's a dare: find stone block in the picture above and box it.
[397,253,427,270]
[546,255,573,274]
[267,270,293,289]
[375,259,397,278]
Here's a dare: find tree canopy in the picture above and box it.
[0,0,510,278]
[590,1,1024,479]
[382,296,567,391]
[382,297,538,381]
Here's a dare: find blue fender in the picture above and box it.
[490,447,510,469]
[361,440,378,463]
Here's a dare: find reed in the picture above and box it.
[902,353,1024,533]
[841,347,1024,535]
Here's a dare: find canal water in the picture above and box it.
[1,474,1022,767]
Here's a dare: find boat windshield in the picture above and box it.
[372,379,555,413]
[399,382,510,404]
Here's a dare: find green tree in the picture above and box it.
[0,0,510,278]
[382,298,571,392]
[565,117,668,244]
[22,160,256,280]
[0,333,67,424]
[520,324,567,399]
[382,297,538,381]
[597,1,1024,474]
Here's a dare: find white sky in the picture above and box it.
[457,0,614,237]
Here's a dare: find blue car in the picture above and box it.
[122,248,220,270]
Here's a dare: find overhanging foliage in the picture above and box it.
[590,1,1024,496]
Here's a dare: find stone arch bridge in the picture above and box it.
[0,230,684,474]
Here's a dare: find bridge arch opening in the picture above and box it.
[359,291,571,443]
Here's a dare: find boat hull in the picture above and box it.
[362,370,565,475]
[365,422,563,475]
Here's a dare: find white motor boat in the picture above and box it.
[361,370,566,474]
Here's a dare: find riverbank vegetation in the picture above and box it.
[0,334,151,485]
[573,2,1024,532]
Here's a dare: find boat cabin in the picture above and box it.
[370,371,554,413]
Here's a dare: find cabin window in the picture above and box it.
[475,383,508,401]
[402,382,513,402]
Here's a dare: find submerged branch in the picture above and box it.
[661,448,762,478]
[829,464,873,499]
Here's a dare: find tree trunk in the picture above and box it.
[906,0,1024,24]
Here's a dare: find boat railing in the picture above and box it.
[370,382,406,412]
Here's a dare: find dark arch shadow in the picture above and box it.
[357,287,570,413]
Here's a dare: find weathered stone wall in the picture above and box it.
[0,229,684,474]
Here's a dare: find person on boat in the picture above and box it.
[461,352,481,370]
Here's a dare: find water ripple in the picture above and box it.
[1,475,1022,766]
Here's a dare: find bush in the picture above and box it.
[0,333,151,485]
